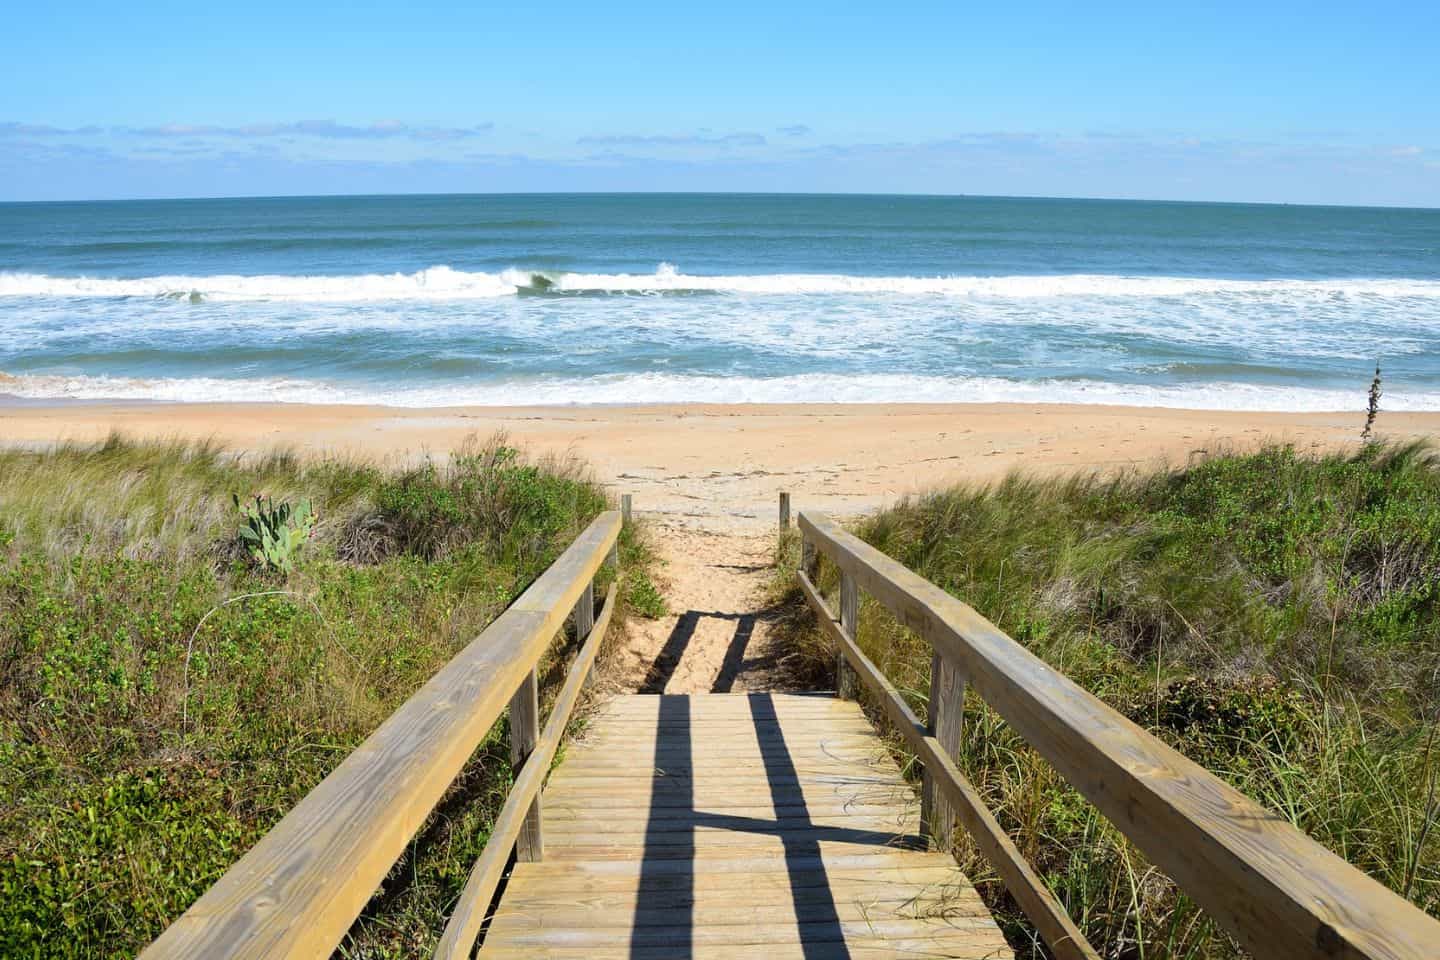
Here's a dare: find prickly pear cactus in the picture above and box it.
[233,494,316,573]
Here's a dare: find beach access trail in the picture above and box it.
[606,522,797,695]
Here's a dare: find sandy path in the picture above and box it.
[602,522,799,695]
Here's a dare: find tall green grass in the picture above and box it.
[776,443,1439,958]
[0,434,653,959]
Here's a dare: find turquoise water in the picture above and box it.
[1,193,1437,408]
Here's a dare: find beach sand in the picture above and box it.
[4,400,1437,531]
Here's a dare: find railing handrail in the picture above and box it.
[142,510,623,960]
[798,509,1440,960]
[433,578,618,959]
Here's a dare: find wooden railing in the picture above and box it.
[142,509,623,960]
[796,509,1440,960]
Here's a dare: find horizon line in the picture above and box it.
[3,189,1437,214]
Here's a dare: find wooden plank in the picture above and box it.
[571,734,884,753]
[801,511,1440,960]
[536,846,932,864]
[480,946,997,960]
[542,793,916,813]
[540,819,920,842]
[554,755,900,774]
[542,777,913,795]
[141,511,622,960]
[838,572,859,698]
[800,570,1099,960]
[505,850,974,878]
[508,668,543,861]
[579,713,876,730]
[546,774,912,791]
[497,882,985,917]
[542,802,920,822]
[496,864,965,895]
[922,650,965,852]
[481,917,1004,948]
[573,581,594,653]
[561,737,892,758]
[594,693,853,713]
[434,583,618,960]
[486,893,993,930]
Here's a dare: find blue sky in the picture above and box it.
[1,1,1437,204]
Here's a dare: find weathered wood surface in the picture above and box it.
[508,668,544,862]
[922,650,965,852]
[478,693,1013,959]
[800,511,1440,960]
[435,582,618,960]
[141,512,622,960]
[837,570,859,699]
[799,571,1098,960]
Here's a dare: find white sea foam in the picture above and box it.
[0,266,524,301]
[4,266,1440,302]
[4,371,1440,411]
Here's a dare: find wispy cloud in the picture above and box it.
[116,120,493,141]
[4,119,1436,205]
[0,121,103,137]
[576,131,767,148]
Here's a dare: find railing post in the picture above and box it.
[574,580,595,640]
[922,650,966,851]
[778,491,790,531]
[508,670,543,861]
[837,570,858,699]
[621,493,632,525]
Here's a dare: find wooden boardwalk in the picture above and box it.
[479,693,1013,959]
[145,506,1440,960]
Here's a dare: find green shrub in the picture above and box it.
[625,569,668,619]
[365,440,606,573]
[0,434,643,959]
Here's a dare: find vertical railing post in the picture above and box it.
[508,670,543,861]
[778,491,790,532]
[837,570,859,699]
[574,580,595,641]
[576,577,597,689]
[621,493,632,525]
[922,651,966,851]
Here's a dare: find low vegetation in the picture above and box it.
[0,434,656,959]
[776,442,1439,958]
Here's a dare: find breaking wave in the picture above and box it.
[4,370,1440,411]
[5,264,1440,302]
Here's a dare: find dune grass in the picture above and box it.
[774,442,1439,958]
[0,433,655,959]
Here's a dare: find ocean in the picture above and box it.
[1,193,1438,409]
